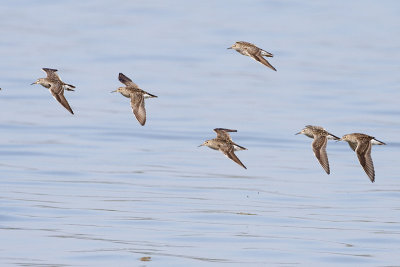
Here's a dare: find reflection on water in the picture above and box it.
[1,0,400,266]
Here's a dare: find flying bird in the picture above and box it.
[228,41,277,71]
[199,128,247,169]
[340,133,386,183]
[31,68,75,114]
[112,73,157,126]
[296,125,340,174]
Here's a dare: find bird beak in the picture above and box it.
[295,132,301,135]
[227,47,232,49]
[336,138,343,143]
[198,144,204,147]
[31,82,37,85]
[111,90,117,93]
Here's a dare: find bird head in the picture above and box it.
[227,42,238,50]
[111,87,123,93]
[31,78,44,85]
[295,128,306,136]
[339,134,350,142]
[198,140,210,147]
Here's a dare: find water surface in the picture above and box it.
[0,0,400,266]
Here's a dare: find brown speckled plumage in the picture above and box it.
[112,73,157,126]
[340,133,386,183]
[31,68,75,114]
[296,125,340,174]
[228,41,276,71]
[199,128,247,169]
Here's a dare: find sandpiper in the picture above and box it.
[199,128,247,169]
[340,133,386,183]
[31,68,75,114]
[228,41,277,71]
[112,73,157,126]
[296,125,340,174]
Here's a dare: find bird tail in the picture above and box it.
[63,83,76,91]
[261,50,273,57]
[327,133,340,140]
[232,142,247,151]
[371,138,386,145]
[144,92,157,98]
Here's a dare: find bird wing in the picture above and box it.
[130,92,146,126]
[312,136,330,174]
[347,141,357,151]
[49,83,74,114]
[252,51,277,71]
[42,68,61,80]
[355,141,375,182]
[220,144,247,169]
[213,128,236,141]
[119,73,139,88]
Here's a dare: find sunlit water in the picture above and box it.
[1,0,400,266]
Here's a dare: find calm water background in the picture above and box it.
[0,0,399,266]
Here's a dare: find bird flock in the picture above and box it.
[296,125,385,183]
[4,41,385,183]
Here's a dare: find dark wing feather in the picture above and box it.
[42,68,60,80]
[49,83,74,114]
[220,144,247,169]
[355,141,375,182]
[252,51,277,71]
[312,136,330,174]
[214,128,236,141]
[119,73,139,87]
[348,141,357,151]
[130,92,146,126]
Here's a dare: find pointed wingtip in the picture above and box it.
[43,68,58,72]
[138,117,146,126]
[369,175,375,183]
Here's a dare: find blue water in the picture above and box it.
[1,0,400,266]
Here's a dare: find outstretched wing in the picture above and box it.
[214,128,236,141]
[347,141,357,152]
[220,144,247,169]
[42,68,61,80]
[252,51,277,71]
[130,92,146,126]
[49,83,74,114]
[355,141,375,182]
[312,136,330,174]
[119,73,139,88]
